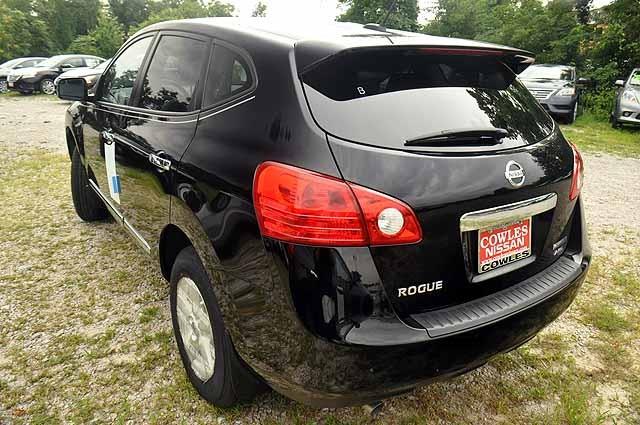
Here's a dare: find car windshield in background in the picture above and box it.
[0,58,21,68]
[35,56,65,68]
[519,65,572,81]
[629,71,640,86]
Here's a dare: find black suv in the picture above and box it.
[7,54,104,95]
[58,18,590,408]
[519,64,589,124]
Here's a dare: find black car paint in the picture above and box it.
[63,18,590,407]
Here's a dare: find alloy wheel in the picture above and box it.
[41,80,55,95]
[176,276,216,382]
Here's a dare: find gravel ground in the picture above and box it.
[1,95,639,424]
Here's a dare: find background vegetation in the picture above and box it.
[1,0,639,119]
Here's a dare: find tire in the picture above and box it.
[565,103,578,124]
[611,116,622,129]
[71,148,109,221]
[40,78,55,95]
[170,246,265,407]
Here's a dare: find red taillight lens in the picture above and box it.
[569,142,584,201]
[253,162,422,247]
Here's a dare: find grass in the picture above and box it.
[561,113,640,157]
[1,103,639,423]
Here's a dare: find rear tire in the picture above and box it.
[71,148,109,221]
[170,246,265,407]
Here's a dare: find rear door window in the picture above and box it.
[204,44,253,107]
[301,48,554,152]
[138,35,209,113]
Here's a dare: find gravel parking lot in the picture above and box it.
[1,95,639,424]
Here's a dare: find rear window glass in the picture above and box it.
[303,50,515,101]
[300,49,555,152]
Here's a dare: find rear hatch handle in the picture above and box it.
[405,127,509,147]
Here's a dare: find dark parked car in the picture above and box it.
[54,59,110,92]
[0,57,46,93]
[57,18,590,408]
[611,68,640,128]
[519,64,589,124]
[7,54,104,95]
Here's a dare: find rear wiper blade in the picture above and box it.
[405,127,509,147]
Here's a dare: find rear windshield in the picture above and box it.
[304,50,516,101]
[301,49,554,152]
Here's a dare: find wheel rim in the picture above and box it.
[176,276,216,381]
[0,81,6,93]
[41,80,55,95]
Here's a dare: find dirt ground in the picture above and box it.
[0,95,639,424]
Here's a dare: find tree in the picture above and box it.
[108,0,149,36]
[68,13,124,58]
[337,0,420,31]
[134,0,234,31]
[0,2,52,62]
[33,0,101,51]
[575,0,592,25]
[251,1,267,17]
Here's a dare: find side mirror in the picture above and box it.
[615,79,625,87]
[577,77,593,87]
[57,78,88,101]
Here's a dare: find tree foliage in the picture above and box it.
[68,13,124,58]
[338,0,420,31]
[108,0,149,36]
[252,1,267,17]
[134,0,234,31]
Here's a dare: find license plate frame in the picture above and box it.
[477,217,532,274]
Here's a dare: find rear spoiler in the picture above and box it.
[295,41,536,76]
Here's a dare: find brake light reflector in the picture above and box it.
[569,142,584,200]
[253,162,422,246]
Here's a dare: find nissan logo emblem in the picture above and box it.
[505,161,525,187]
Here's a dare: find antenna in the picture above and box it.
[380,0,398,27]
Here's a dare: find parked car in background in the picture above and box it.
[54,59,110,92]
[7,54,105,95]
[57,18,590,408]
[0,57,47,93]
[519,64,590,124]
[611,68,640,128]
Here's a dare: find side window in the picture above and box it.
[204,44,253,107]
[61,57,85,68]
[139,35,208,113]
[85,58,102,67]
[100,37,152,105]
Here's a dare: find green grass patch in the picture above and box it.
[561,113,640,157]
[581,302,632,334]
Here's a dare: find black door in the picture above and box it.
[83,34,156,220]
[105,32,211,254]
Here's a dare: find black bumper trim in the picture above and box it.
[411,255,583,338]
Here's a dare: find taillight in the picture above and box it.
[569,142,584,201]
[253,162,422,247]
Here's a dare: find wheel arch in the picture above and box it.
[159,223,192,281]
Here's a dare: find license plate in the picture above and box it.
[8,82,13,88]
[478,218,532,274]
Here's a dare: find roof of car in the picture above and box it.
[138,18,532,55]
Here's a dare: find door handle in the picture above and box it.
[101,131,115,144]
[148,152,171,172]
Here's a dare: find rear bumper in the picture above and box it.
[258,254,589,407]
[234,198,590,407]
